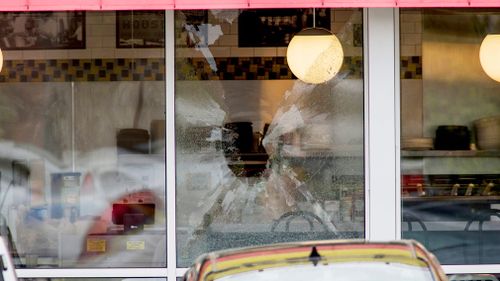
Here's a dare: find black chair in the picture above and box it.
[465,209,500,231]
[270,210,329,232]
[401,211,430,251]
[464,208,500,263]
[402,212,427,231]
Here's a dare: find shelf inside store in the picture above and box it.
[401,149,500,157]
[179,144,363,161]
[226,153,269,165]
[280,144,363,158]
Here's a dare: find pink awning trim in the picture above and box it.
[0,0,499,11]
[397,0,469,7]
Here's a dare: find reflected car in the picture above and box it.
[183,239,448,281]
[0,142,166,268]
[0,236,17,281]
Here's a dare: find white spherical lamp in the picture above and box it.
[286,28,344,84]
[479,34,500,83]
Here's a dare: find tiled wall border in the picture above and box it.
[0,58,165,82]
[178,56,364,80]
[0,56,421,82]
[401,56,422,79]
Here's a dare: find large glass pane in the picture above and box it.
[175,8,365,266]
[0,11,166,268]
[400,8,500,264]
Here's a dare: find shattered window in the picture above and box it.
[174,8,365,267]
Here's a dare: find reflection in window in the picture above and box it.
[400,8,500,265]
[0,11,166,268]
[175,8,365,267]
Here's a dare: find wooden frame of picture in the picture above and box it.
[116,11,165,48]
[0,11,85,50]
[238,9,331,47]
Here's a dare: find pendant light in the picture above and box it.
[0,48,3,73]
[286,9,344,84]
[479,34,500,82]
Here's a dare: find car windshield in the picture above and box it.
[215,261,435,281]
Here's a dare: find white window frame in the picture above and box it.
[364,7,400,242]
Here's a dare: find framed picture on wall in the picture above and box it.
[0,11,85,50]
[116,11,165,48]
[353,23,363,47]
[178,10,209,48]
[238,9,331,47]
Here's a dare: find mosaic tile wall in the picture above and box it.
[0,58,165,83]
[401,56,422,79]
[178,56,364,80]
[0,56,422,82]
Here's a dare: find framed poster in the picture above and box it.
[116,11,165,48]
[0,11,85,50]
[238,9,331,47]
[179,10,209,48]
[353,24,363,47]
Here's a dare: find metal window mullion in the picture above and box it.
[363,8,370,240]
[364,8,399,241]
[394,8,402,240]
[165,9,178,281]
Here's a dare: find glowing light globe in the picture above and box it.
[479,34,500,83]
[286,28,344,84]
